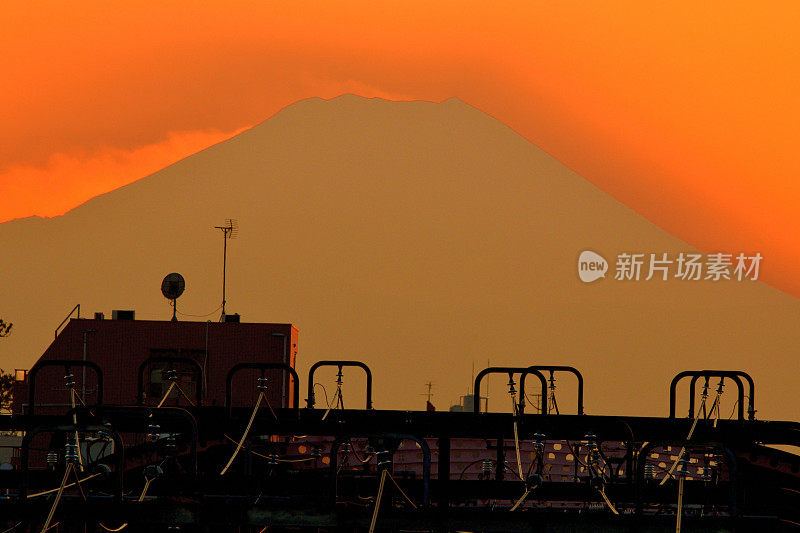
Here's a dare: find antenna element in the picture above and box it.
[214,219,238,320]
[423,381,434,403]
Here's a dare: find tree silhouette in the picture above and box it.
[0,370,12,412]
[0,318,14,412]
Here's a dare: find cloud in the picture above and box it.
[0,127,247,222]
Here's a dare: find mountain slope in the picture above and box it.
[1,95,797,418]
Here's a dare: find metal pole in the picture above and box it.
[82,333,87,399]
[221,231,227,320]
[282,335,287,407]
[271,333,288,408]
[81,330,96,400]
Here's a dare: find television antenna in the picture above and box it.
[421,381,434,403]
[161,273,186,321]
[420,381,435,411]
[214,219,238,320]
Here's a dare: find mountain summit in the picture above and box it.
[1,95,797,418]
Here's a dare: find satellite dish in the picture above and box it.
[161,273,185,321]
[161,273,186,299]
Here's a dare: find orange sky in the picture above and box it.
[3,2,800,296]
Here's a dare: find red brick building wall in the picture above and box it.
[13,317,299,414]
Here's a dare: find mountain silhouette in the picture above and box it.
[2,95,797,419]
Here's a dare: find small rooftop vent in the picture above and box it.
[112,310,135,321]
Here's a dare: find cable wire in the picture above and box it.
[176,304,223,318]
[263,394,278,421]
[314,383,330,409]
[726,395,751,420]
[322,387,341,422]
[171,382,196,407]
[39,463,74,533]
[28,472,102,498]
[220,392,263,475]
[138,478,153,502]
[348,439,374,464]
[97,523,128,532]
[549,392,560,415]
[385,471,418,509]
[221,434,314,463]
[523,392,541,414]
[676,476,685,532]
[97,476,152,532]
[510,394,524,482]
[660,392,717,486]
[368,470,388,533]
[598,486,619,515]
[71,389,96,417]
[155,382,177,408]
[509,488,531,511]
[458,458,489,480]
[69,390,85,472]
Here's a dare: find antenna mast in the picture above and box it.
[423,381,434,402]
[214,219,238,320]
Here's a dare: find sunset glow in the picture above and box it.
[3,2,799,294]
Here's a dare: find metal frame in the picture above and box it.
[19,422,124,501]
[28,359,103,416]
[472,366,547,414]
[669,370,755,420]
[634,440,739,517]
[306,360,373,409]
[519,365,585,415]
[6,362,800,530]
[225,362,300,413]
[137,356,203,407]
[328,433,431,507]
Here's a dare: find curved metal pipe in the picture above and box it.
[28,359,103,416]
[669,370,754,420]
[634,441,738,517]
[225,362,300,414]
[95,405,199,475]
[688,374,743,420]
[329,433,431,507]
[306,360,373,409]
[19,423,124,502]
[472,367,547,414]
[699,370,755,420]
[137,356,203,407]
[147,406,199,475]
[519,365,584,415]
